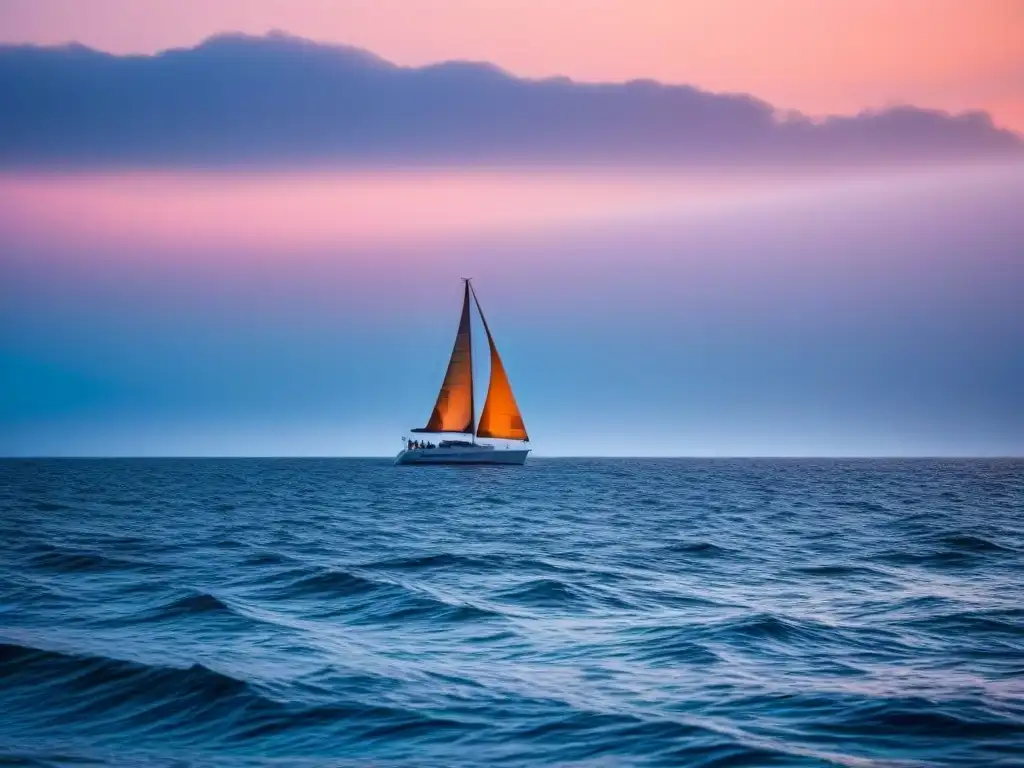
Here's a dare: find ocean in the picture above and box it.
[0,458,1021,767]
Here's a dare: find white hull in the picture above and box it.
[395,445,529,466]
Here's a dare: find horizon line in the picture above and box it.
[3,455,1021,461]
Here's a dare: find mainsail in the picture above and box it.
[415,280,475,434]
[470,283,529,442]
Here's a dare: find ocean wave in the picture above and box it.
[658,540,735,557]
[362,552,501,572]
[226,563,506,626]
[788,563,891,579]
[876,531,1020,569]
[827,697,1024,739]
[0,640,476,748]
[493,578,581,606]
[33,501,71,512]
[905,607,1024,639]
[26,545,148,573]
[242,550,295,567]
[877,548,980,568]
[490,578,633,613]
[617,626,723,666]
[0,640,249,709]
[346,591,502,626]
[690,612,874,652]
[932,533,1018,553]
[275,568,386,599]
[140,592,239,621]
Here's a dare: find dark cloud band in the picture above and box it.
[1,32,1019,168]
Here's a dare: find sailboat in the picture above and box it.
[395,279,530,466]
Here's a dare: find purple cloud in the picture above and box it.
[1,32,1020,169]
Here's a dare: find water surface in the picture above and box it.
[1,458,1022,766]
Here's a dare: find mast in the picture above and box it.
[466,278,476,443]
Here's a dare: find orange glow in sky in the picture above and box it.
[1,0,1022,131]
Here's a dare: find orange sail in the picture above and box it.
[471,284,529,442]
[416,280,475,434]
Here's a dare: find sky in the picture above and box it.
[1,0,1022,132]
[1,1,1023,456]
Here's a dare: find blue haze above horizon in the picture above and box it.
[3,162,1022,457]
